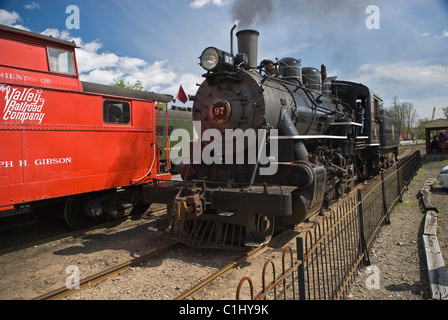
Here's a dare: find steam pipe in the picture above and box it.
[230,24,236,55]
[278,111,309,161]
[321,64,327,82]
[248,129,267,188]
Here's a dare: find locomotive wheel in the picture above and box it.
[245,214,275,247]
[131,200,152,216]
[64,196,101,230]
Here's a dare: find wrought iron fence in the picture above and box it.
[236,151,422,300]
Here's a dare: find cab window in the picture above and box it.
[103,101,131,124]
[372,97,380,121]
[47,47,76,75]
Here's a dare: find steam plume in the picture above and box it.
[232,0,366,32]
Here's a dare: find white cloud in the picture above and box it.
[26,24,201,97]
[268,43,311,59]
[42,29,203,98]
[0,8,199,98]
[0,9,30,31]
[0,9,20,25]
[190,0,228,9]
[24,2,41,10]
[41,28,71,40]
[77,51,120,73]
[353,62,448,85]
[190,0,210,8]
[118,56,148,74]
[435,29,448,39]
[342,61,448,119]
[80,69,122,85]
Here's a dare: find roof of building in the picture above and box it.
[424,118,448,129]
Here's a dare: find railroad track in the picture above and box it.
[33,239,179,300]
[172,228,303,300]
[174,244,270,300]
[10,152,421,300]
[398,143,425,159]
[173,150,422,300]
[1,206,171,300]
[31,229,283,300]
[0,206,167,256]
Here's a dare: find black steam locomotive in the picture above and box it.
[144,29,399,248]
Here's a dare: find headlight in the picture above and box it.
[200,47,234,72]
[201,47,219,71]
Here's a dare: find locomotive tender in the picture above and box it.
[0,24,173,228]
[145,29,400,248]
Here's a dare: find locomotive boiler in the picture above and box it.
[144,29,399,248]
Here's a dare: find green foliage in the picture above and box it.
[397,201,417,208]
[113,78,146,91]
[443,106,448,119]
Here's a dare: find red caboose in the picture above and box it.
[0,24,172,228]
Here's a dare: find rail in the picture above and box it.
[236,151,422,300]
[33,240,178,300]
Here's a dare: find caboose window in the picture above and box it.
[103,101,131,124]
[47,47,76,75]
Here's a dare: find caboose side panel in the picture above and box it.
[0,130,23,205]
[0,84,157,211]
[0,24,173,227]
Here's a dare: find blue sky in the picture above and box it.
[1,0,447,121]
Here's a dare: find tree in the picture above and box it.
[442,106,448,119]
[388,97,418,137]
[113,78,146,91]
[416,118,431,140]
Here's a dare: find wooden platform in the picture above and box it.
[420,179,448,300]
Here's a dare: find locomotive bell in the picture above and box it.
[236,29,259,68]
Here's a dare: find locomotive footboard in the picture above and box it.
[144,181,297,248]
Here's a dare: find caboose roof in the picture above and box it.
[0,24,79,49]
[424,118,448,129]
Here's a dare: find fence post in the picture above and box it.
[381,171,391,224]
[357,189,371,266]
[296,237,306,300]
[396,160,403,203]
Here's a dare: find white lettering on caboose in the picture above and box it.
[0,158,72,168]
[1,85,46,124]
[35,158,72,165]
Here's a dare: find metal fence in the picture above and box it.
[236,151,422,300]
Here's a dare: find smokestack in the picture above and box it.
[236,29,259,68]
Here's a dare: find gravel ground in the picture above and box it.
[65,157,448,301]
[1,153,446,301]
[347,158,448,300]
